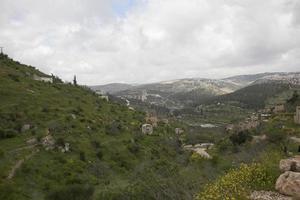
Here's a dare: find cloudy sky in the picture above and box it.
[1,0,300,85]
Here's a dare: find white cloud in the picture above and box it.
[0,0,300,85]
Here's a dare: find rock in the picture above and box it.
[58,143,70,153]
[21,124,31,132]
[64,143,70,152]
[128,107,135,111]
[26,138,37,145]
[252,135,267,143]
[71,114,76,119]
[250,191,292,200]
[279,156,300,172]
[175,128,184,135]
[194,148,211,159]
[141,124,153,135]
[275,171,300,197]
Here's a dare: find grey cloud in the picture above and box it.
[0,0,299,84]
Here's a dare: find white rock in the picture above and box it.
[275,171,300,197]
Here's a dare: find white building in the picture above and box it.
[33,74,53,83]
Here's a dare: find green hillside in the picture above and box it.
[0,54,228,200]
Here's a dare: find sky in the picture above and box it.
[1,0,300,85]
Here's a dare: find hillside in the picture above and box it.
[0,54,204,199]
[1,54,261,200]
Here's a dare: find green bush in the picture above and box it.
[0,128,18,139]
[45,184,94,200]
[79,151,86,162]
[0,182,24,200]
[229,131,252,145]
[0,148,4,158]
[96,151,103,159]
[105,121,123,135]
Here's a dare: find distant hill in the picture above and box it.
[90,72,300,109]
[201,82,293,109]
[223,72,300,86]
[90,83,134,94]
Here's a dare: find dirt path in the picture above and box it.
[7,149,39,180]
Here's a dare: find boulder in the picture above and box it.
[275,171,300,197]
[279,156,300,172]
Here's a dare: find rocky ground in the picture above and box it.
[251,156,300,200]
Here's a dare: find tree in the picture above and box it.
[287,91,299,104]
[73,75,77,86]
[229,130,252,145]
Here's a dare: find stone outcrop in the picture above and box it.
[275,171,300,197]
[279,156,300,172]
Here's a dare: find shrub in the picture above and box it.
[0,149,4,158]
[56,137,65,147]
[91,140,101,149]
[127,142,140,154]
[45,184,94,200]
[267,130,287,144]
[0,128,18,139]
[196,163,275,200]
[105,121,122,135]
[0,183,21,200]
[229,131,252,145]
[96,151,103,160]
[79,151,86,162]
[8,73,20,82]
